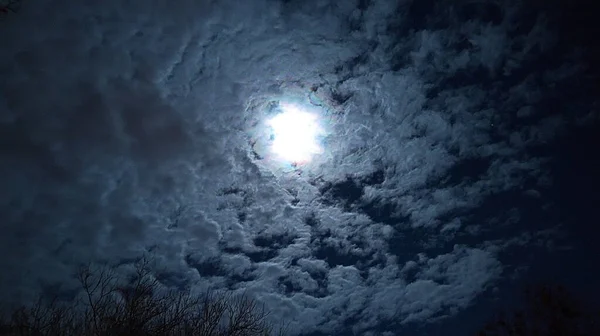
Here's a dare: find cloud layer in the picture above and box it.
[1,0,596,334]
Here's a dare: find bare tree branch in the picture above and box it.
[0,255,285,336]
[477,283,600,336]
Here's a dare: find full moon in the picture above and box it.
[267,102,324,164]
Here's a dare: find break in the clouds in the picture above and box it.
[0,0,596,334]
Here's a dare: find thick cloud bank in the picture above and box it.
[1,0,597,334]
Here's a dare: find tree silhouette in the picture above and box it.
[0,0,22,14]
[477,283,600,336]
[0,257,286,336]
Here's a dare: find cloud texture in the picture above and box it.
[1,0,597,334]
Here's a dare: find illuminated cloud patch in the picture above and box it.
[267,102,325,164]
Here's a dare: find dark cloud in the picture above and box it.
[1,0,597,334]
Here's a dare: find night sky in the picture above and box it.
[1,0,599,335]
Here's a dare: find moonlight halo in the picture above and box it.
[267,102,325,164]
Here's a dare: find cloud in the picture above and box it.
[0,0,596,334]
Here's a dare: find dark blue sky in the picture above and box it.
[1,0,599,335]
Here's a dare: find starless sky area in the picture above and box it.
[1,0,599,335]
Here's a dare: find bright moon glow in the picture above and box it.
[268,103,323,163]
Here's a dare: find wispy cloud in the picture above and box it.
[0,0,595,334]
